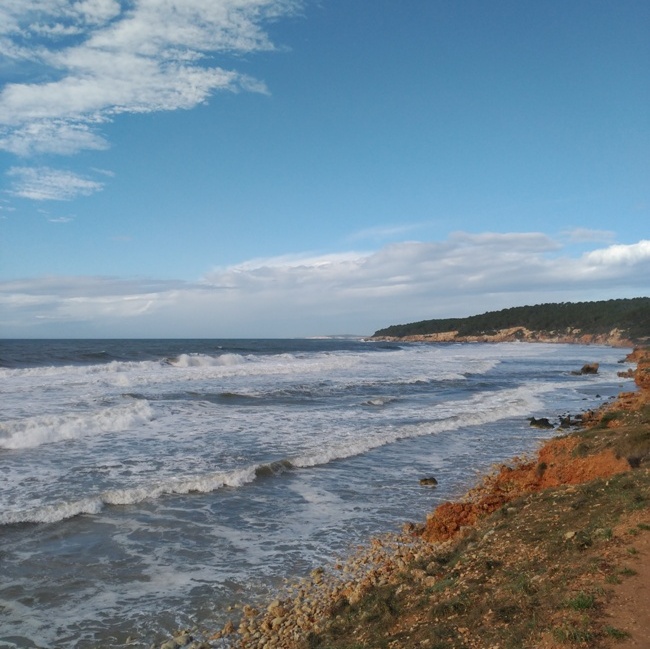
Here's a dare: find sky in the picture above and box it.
[0,0,648,338]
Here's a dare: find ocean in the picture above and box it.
[0,339,635,648]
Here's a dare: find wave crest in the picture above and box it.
[167,353,247,368]
[0,401,155,450]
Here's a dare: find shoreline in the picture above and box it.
[369,328,638,347]
[225,348,647,649]
[156,346,649,649]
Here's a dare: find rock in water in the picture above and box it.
[419,477,438,486]
[529,417,554,429]
[572,362,599,375]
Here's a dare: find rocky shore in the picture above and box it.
[156,347,650,649]
[371,327,637,347]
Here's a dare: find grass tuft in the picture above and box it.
[565,592,595,611]
[605,625,631,640]
[620,567,638,577]
[553,623,594,643]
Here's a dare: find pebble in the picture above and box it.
[174,634,192,646]
[229,531,436,648]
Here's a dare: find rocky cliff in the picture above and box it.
[371,326,635,347]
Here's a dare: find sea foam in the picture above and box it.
[168,353,248,368]
[0,400,155,450]
[0,465,259,525]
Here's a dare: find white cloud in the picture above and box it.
[8,166,105,200]
[583,240,650,266]
[1,233,648,338]
[203,233,567,303]
[0,119,109,155]
[0,199,17,212]
[217,250,370,273]
[0,0,298,158]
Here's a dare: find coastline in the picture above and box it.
[155,346,649,649]
[204,347,650,649]
[369,328,637,348]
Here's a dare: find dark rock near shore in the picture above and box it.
[558,414,583,429]
[529,417,554,429]
[572,362,599,375]
[419,477,438,486]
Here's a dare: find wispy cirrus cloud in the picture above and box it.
[346,222,429,243]
[0,0,300,198]
[561,227,616,244]
[2,233,648,337]
[0,198,16,212]
[7,166,105,200]
[0,119,110,157]
[47,216,74,223]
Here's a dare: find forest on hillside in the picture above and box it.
[372,297,650,342]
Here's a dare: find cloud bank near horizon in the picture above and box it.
[0,0,299,199]
[2,233,649,338]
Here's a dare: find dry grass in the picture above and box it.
[301,469,649,649]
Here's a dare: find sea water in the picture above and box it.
[0,339,635,648]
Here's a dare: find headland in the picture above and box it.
[371,326,635,347]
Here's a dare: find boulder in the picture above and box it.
[572,362,599,375]
[558,414,582,428]
[419,477,438,486]
[529,417,554,429]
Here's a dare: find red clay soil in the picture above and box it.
[421,348,649,544]
[421,439,630,542]
[598,510,650,649]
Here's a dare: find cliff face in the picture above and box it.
[372,326,635,347]
[420,434,631,542]
[421,347,650,544]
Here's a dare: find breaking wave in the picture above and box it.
[166,353,248,368]
[0,466,258,525]
[0,383,549,525]
[0,401,155,450]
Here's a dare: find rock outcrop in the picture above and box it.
[420,347,650,544]
[371,327,635,347]
[571,362,599,375]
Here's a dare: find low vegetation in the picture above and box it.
[302,458,649,649]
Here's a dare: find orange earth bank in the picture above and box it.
[421,348,649,544]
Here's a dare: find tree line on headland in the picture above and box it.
[372,297,650,344]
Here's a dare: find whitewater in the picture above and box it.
[0,338,634,648]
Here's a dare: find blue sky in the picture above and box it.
[1,0,648,338]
